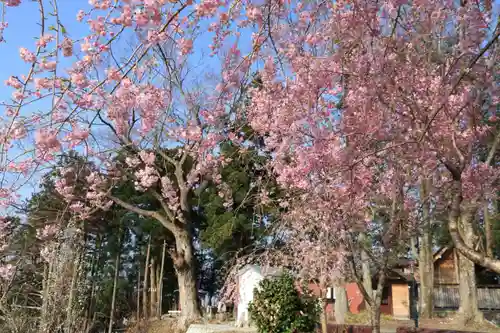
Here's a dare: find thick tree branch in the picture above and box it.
[108,194,175,233]
[150,190,176,223]
[448,180,500,274]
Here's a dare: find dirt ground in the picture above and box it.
[343,311,500,332]
[132,318,251,333]
[129,313,500,333]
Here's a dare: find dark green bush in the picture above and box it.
[248,273,320,333]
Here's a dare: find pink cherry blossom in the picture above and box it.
[9,121,27,139]
[70,72,89,88]
[0,264,14,280]
[19,47,36,62]
[36,34,54,48]
[5,76,22,89]
[178,38,193,55]
[5,0,21,7]
[64,124,89,148]
[39,61,57,71]
[138,151,156,165]
[34,77,51,90]
[12,90,24,101]
[35,129,61,158]
[134,166,159,191]
[36,224,59,239]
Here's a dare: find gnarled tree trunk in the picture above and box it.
[174,228,201,328]
[485,203,495,258]
[458,210,483,324]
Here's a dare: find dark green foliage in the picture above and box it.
[198,142,280,254]
[249,273,319,333]
[196,140,284,294]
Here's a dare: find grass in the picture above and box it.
[344,311,395,325]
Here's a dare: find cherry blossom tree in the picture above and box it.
[0,0,255,325]
[0,0,499,329]
[239,0,499,327]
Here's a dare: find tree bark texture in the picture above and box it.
[174,228,201,328]
[359,232,373,311]
[317,286,328,333]
[65,254,80,333]
[158,240,166,319]
[334,286,349,324]
[485,203,494,258]
[370,272,385,333]
[447,174,500,275]
[458,210,483,324]
[136,267,141,321]
[108,249,121,333]
[418,178,434,319]
[143,238,151,319]
[150,257,157,318]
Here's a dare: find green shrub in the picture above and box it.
[248,273,320,333]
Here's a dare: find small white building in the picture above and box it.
[235,264,281,327]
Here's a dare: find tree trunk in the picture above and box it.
[150,257,157,318]
[143,238,151,319]
[86,236,102,333]
[458,211,483,324]
[370,306,381,333]
[485,203,494,258]
[136,267,141,321]
[370,272,385,333]
[177,267,200,326]
[85,246,98,333]
[448,179,500,274]
[156,267,161,316]
[158,240,166,319]
[458,251,482,323]
[319,296,328,333]
[174,229,201,328]
[40,261,51,333]
[359,232,373,311]
[334,286,349,324]
[65,254,80,333]
[108,249,121,333]
[418,178,434,319]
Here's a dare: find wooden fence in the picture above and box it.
[434,286,500,310]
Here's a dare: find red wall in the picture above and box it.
[346,283,364,313]
[305,283,334,315]
[306,282,393,317]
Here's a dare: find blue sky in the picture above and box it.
[0,1,258,214]
[0,1,87,212]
